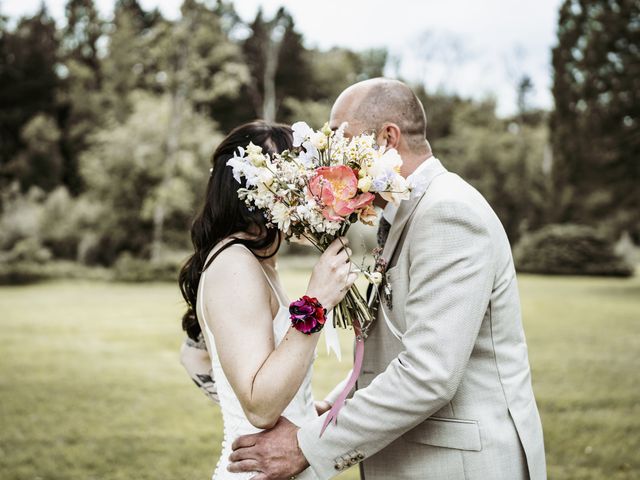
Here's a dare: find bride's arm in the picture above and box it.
[204,239,355,430]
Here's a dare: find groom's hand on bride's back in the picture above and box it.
[314,400,332,416]
[228,416,309,479]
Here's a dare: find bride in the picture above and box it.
[178,121,357,479]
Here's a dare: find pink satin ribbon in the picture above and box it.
[319,319,364,437]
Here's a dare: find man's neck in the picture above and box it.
[403,151,434,179]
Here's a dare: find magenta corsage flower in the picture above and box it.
[289,296,327,334]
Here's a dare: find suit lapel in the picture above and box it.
[381,157,447,265]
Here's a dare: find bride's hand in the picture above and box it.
[306,237,358,311]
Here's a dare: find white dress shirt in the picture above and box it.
[382,156,435,224]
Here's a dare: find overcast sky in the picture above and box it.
[3,0,563,116]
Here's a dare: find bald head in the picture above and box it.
[330,78,428,154]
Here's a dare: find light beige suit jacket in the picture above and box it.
[297,158,546,480]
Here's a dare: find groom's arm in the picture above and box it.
[180,335,220,404]
[297,200,495,479]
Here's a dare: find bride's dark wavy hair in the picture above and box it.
[179,120,293,341]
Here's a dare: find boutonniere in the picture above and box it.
[373,248,393,310]
[360,248,393,335]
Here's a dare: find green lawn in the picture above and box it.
[0,272,638,479]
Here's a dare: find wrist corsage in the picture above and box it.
[289,296,327,334]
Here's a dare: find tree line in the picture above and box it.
[0,0,636,278]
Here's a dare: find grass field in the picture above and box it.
[0,271,638,479]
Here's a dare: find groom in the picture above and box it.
[228,78,546,480]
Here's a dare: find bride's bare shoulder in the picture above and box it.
[205,241,265,287]
[202,242,272,315]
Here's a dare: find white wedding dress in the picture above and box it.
[197,244,319,480]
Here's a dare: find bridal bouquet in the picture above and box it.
[227,121,415,332]
[227,121,422,434]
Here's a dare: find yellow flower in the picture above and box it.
[310,131,328,150]
[358,176,373,192]
[246,142,262,156]
[358,204,377,225]
[246,142,267,166]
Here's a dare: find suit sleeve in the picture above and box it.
[297,200,495,479]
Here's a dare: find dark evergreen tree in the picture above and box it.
[241,7,314,123]
[550,0,640,239]
[0,6,60,189]
[63,0,103,82]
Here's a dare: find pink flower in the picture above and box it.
[289,296,326,334]
[308,165,375,221]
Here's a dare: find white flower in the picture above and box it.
[226,148,253,184]
[291,121,314,147]
[368,148,402,180]
[226,155,244,183]
[257,168,274,187]
[309,131,328,150]
[295,199,317,221]
[298,142,318,167]
[271,202,291,232]
[380,175,411,205]
[370,169,395,193]
[335,122,348,140]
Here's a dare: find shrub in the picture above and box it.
[0,260,111,285]
[514,224,634,277]
[112,252,182,282]
[0,262,49,285]
[0,237,52,284]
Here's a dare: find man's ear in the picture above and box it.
[379,123,402,150]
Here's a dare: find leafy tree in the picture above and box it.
[282,47,388,128]
[433,100,549,242]
[80,91,219,264]
[131,0,248,259]
[3,114,65,192]
[62,0,103,81]
[114,0,162,32]
[101,0,162,120]
[309,47,387,101]
[551,0,640,239]
[413,85,471,143]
